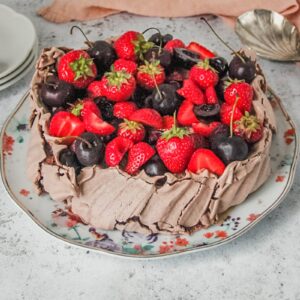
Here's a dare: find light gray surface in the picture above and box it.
[1,1,300,300]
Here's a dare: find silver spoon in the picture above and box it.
[235,9,300,62]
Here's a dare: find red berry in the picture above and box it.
[57,50,97,89]
[71,98,101,118]
[114,31,153,61]
[187,42,215,59]
[83,112,115,136]
[105,136,133,167]
[49,111,85,138]
[100,70,136,102]
[177,100,199,126]
[129,108,163,129]
[87,80,102,98]
[113,58,137,75]
[137,60,165,90]
[224,81,253,113]
[113,102,137,119]
[205,86,218,104]
[164,39,185,53]
[192,121,221,137]
[157,127,194,174]
[188,148,225,176]
[161,115,174,130]
[190,59,219,89]
[118,120,145,143]
[177,79,205,105]
[125,142,155,174]
[220,103,243,125]
[233,112,263,143]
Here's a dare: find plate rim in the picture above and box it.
[0,4,37,78]
[0,90,299,259]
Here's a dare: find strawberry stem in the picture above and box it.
[200,17,246,63]
[70,26,93,48]
[230,96,239,138]
[151,73,163,99]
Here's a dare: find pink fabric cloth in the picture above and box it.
[38,0,300,30]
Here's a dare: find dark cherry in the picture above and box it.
[59,148,82,175]
[193,103,220,121]
[144,47,172,68]
[132,86,151,108]
[166,67,189,84]
[40,76,76,107]
[214,136,248,165]
[74,132,105,166]
[87,41,117,76]
[209,57,228,78]
[215,77,228,101]
[151,84,182,115]
[148,33,173,47]
[209,124,230,150]
[143,95,153,108]
[143,154,167,177]
[228,55,256,83]
[173,48,200,69]
[94,96,114,121]
[146,129,162,145]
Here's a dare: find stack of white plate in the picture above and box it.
[0,5,38,91]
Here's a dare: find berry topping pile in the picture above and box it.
[41,27,262,178]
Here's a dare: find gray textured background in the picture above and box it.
[0,1,300,299]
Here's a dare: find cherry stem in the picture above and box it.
[55,136,93,148]
[200,17,246,63]
[151,73,163,100]
[230,96,239,137]
[70,26,93,48]
[142,27,163,53]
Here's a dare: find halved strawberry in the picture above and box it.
[161,115,174,130]
[187,42,215,59]
[177,79,205,105]
[177,100,199,126]
[113,102,137,119]
[83,112,115,136]
[129,108,163,129]
[164,39,185,53]
[188,148,225,176]
[192,121,221,137]
[105,136,133,167]
[205,86,218,104]
[124,142,155,174]
[71,99,101,118]
[49,111,85,138]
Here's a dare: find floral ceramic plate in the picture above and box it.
[1,90,298,259]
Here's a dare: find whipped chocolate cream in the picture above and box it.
[27,47,276,235]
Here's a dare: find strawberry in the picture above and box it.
[220,103,243,125]
[113,102,137,119]
[49,111,85,138]
[156,122,194,173]
[57,50,97,89]
[233,112,263,143]
[190,59,219,89]
[205,86,218,104]
[118,120,145,143]
[164,39,185,53]
[177,100,199,126]
[224,81,253,113]
[129,108,163,129]
[71,98,101,118]
[114,31,154,61]
[187,42,215,59]
[105,136,133,167]
[100,69,136,102]
[177,79,205,105]
[113,58,137,75]
[125,142,155,174]
[187,148,225,176]
[137,60,165,90]
[83,112,115,136]
[87,80,102,98]
[161,115,174,130]
[192,121,221,137]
